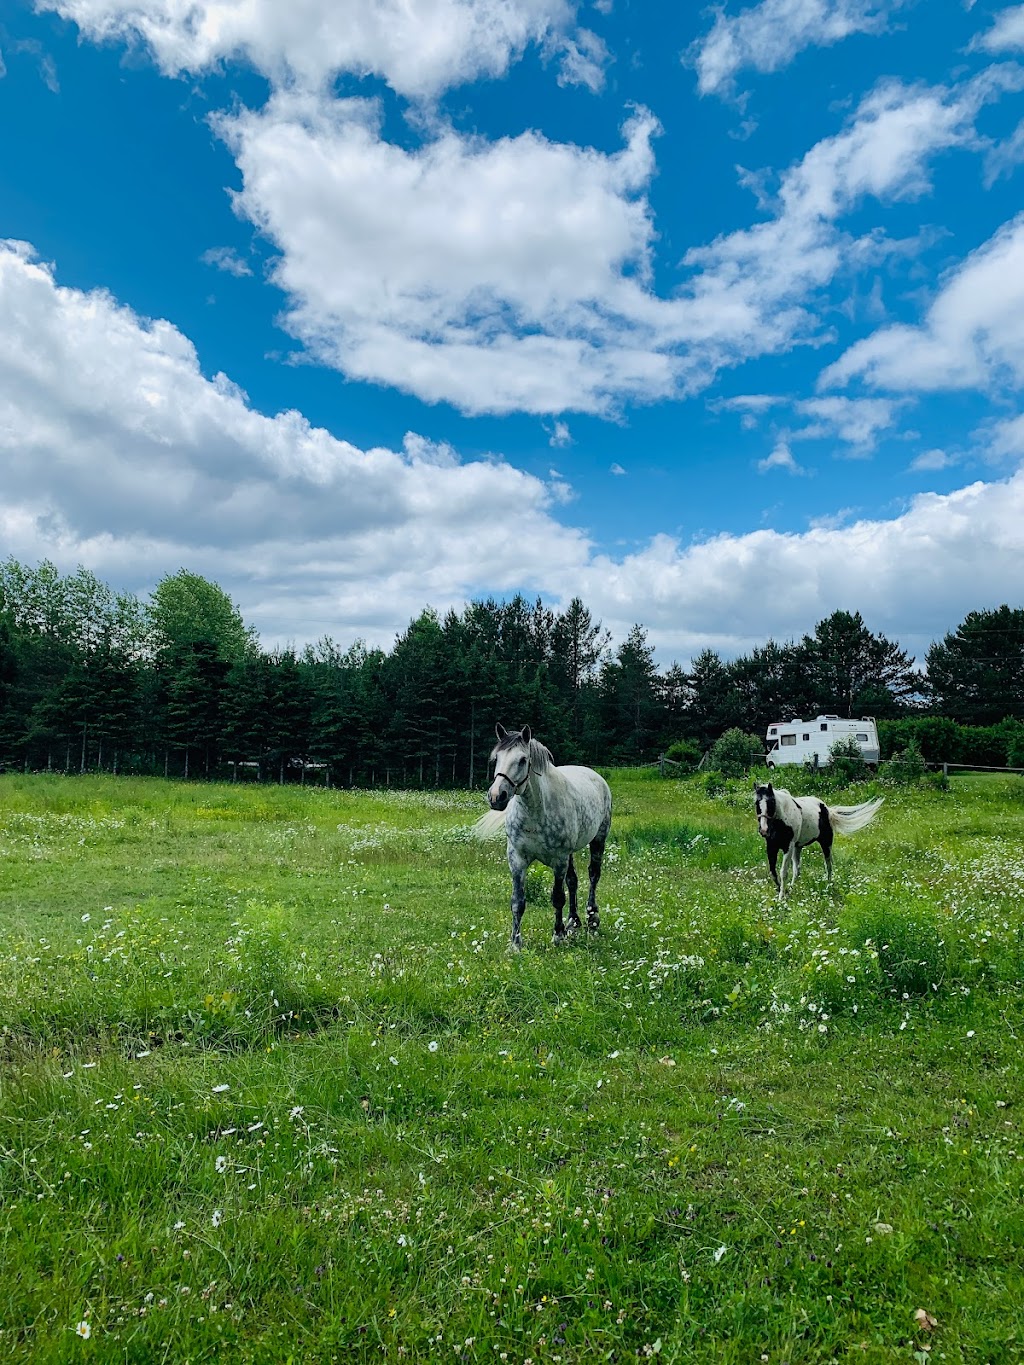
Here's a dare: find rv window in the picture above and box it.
[767,739,778,751]
[856,733,868,742]
[780,734,796,746]
[802,733,809,741]
[820,723,828,731]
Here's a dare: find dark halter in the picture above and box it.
[494,755,531,793]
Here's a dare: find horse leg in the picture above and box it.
[551,861,569,942]
[790,845,802,891]
[509,857,528,951]
[777,847,790,900]
[817,805,834,885]
[586,835,606,932]
[566,855,581,933]
[766,839,781,893]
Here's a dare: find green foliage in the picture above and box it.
[880,714,1024,769]
[663,736,701,769]
[886,739,928,784]
[826,735,868,783]
[708,727,763,777]
[926,604,1024,725]
[0,557,1019,795]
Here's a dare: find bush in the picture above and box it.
[1006,723,1024,769]
[886,740,927,785]
[826,735,867,784]
[663,737,702,771]
[708,728,764,778]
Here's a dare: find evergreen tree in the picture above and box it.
[799,610,920,717]
[926,605,1024,725]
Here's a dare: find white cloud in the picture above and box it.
[909,447,956,471]
[5,239,1022,661]
[38,0,1017,417]
[757,439,807,473]
[986,411,1024,458]
[822,212,1024,392]
[38,0,578,99]
[970,3,1024,53]
[984,115,1024,184]
[676,71,1017,376]
[793,394,901,448]
[570,472,1024,659]
[218,94,685,415]
[689,0,900,100]
[0,240,585,645]
[554,26,610,91]
[548,420,573,447]
[715,392,788,413]
[201,246,253,278]
[212,71,1011,416]
[609,461,626,474]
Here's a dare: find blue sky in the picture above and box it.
[2,0,1024,663]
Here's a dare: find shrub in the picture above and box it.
[826,735,867,784]
[708,727,764,777]
[886,740,927,785]
[663,737,702,771]
[1006,723,1024,769]
[702,769,726,797]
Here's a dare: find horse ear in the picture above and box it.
[495,723,508,741]
[767,782,774,794]
[521,725,532,746]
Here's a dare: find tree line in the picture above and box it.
[1,558,1021,783]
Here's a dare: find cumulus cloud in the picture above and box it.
[822,212,1024,392]
[570,472,1024,660]
[689,0,900,100]
[218,94,684,415]
[212,71,1010,416]
[5,239,1023,661]
[38,0,578,100]
[0,240,585,644]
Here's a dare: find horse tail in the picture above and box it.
[828,796,884,836]
[470,809,508,840]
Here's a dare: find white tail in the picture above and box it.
[471,808,508,840]
[829,795,884,835]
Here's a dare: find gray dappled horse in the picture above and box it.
[754,781,884,898]
[473,725,613,950]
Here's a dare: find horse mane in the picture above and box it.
[489,731,555,773]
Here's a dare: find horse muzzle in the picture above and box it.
[488,783,511,812]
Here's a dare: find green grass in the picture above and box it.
[1,770,1022,1363]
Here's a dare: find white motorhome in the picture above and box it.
[765,715,880,769]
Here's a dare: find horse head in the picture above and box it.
[488,725,533,811]
[754,782,775,838]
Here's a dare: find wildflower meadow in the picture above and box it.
[0,769,1022,1363]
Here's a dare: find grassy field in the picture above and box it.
[0,768,1022,1364]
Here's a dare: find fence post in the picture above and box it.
[943,762,948,779]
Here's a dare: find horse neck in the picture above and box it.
[775,790,799,826]
[518,759,553,812]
